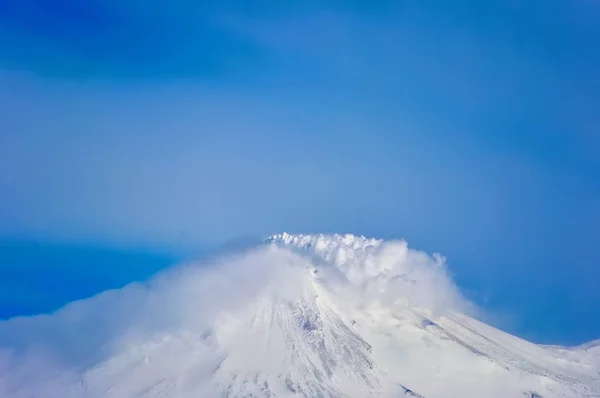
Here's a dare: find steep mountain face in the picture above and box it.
[0,233,598,398]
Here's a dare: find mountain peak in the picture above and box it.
[0,234,598,397]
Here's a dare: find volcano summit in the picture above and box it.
[0,234,598,398]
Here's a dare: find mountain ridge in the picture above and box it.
[0,233,598,397]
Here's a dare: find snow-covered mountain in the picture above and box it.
[0,233,598,398]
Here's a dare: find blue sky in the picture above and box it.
[0,1,599,345]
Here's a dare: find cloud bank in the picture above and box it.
[0,234,469,397]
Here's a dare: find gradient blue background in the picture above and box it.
[0,1,599,345]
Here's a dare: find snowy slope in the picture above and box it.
[0,233,598,398]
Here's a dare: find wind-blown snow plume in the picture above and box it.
[267,233,469,315]
[0,234,597,398]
